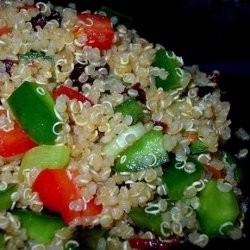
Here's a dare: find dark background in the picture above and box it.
[49,0,250,249]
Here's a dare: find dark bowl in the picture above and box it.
[45,0,250,249]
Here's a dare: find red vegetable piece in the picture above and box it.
[32,169,102,224]
[187,133,197,142]
[33,169,83,224]
[0,27,12,36]
[82,196,103,217]
[205,165,225,179]
[0,112,37,157]
[32,169,62,211]
[53,85,93,106]
[75,13,114,50]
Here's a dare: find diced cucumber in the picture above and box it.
[197,179,240,237]
[114,98,144,125]
[19,145,70,179]
[153,48,184,91]
[190,139,208,154]
[129,207,163,236]
[12,210,65,244]
[103,122,146,158]
[0,184,18,210]
[113,129,168,172]
[162,156,205,200]
[7,81,60,145]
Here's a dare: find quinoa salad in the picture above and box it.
[0,1,247,250]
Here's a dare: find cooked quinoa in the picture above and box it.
[0,1,247,250]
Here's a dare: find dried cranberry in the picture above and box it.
[30,10,62,31]
[154,121,168,134]
[131,83,146,104]
[129,238,169,250]
[70,63,88,89]
[122,83,146,104]
[168,236,180,248]
[30,13,47,30]
[47,9,62,24]
[3,59,13,75]
[131,82,141,89]
[208,70,220,84]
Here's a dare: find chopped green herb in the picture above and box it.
[20,51,53,62]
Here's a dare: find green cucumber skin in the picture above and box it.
[162,156,205,200]
[113,129,168,172]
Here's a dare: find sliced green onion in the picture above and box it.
[19,145,70,179]
[103,122,146,158]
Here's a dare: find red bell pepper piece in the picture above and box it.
[32,169,102,224]
[53,85,94,106]
[0,27,12,36]
[75,13,114,50]
[187,133,197,142]
[0,112,37,158]
[205,165,225,179]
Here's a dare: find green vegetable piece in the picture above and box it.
[234,167,243,183]
[197,179,240,237]
[99,6,133,27]
[113,129,168,172]
[69,228,107,250]
[190,139,208,154]
[114,98,144,125]
[223,152,243,182]
[0,184,17,210]
[162,156,205,200]
[19,145,70,179]
[12,210,65,244]
[104,122,146,158]
[153,48,184,91]
[20,51,53,62]
[0,234,4,250]
[7,81,60,145]
[129,207,163,236]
